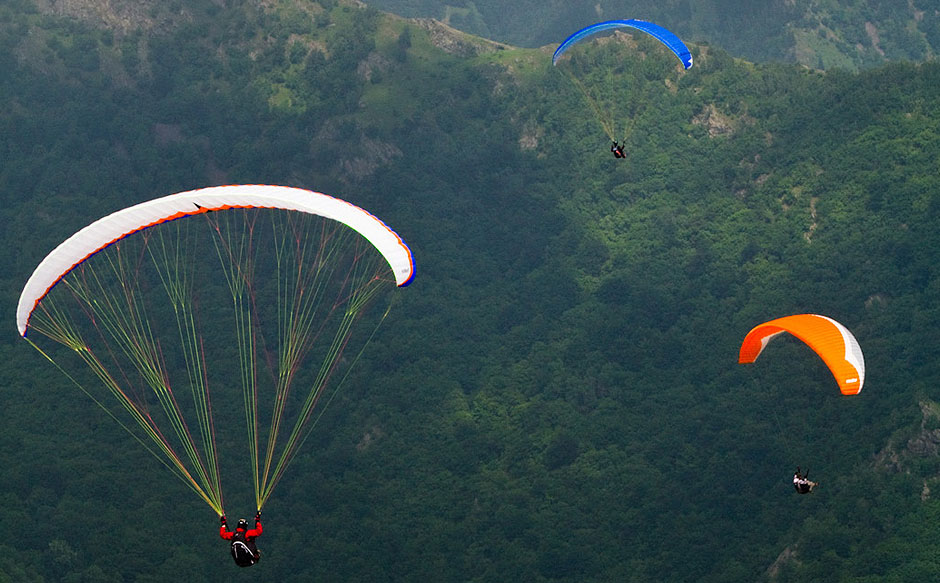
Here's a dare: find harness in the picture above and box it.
[230,529,260,567]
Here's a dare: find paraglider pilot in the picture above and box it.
[220,511,263,567]
[610,141,626,159]
[793,467,817,494]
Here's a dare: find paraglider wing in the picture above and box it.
[738,314,865,395]
[16,184,415,337]
[15,184,415,515]
[552,19,693,69]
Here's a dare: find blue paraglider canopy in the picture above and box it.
[552,19,693,69]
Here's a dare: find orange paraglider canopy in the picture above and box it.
[738,314,865,395]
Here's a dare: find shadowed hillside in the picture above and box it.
[364,0,940,70]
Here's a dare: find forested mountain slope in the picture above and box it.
[364,0,940,70]
[2,1,940,581]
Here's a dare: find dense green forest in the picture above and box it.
[364,0,940,70]
[2,0,940,580]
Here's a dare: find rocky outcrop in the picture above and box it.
[415,18,510,58]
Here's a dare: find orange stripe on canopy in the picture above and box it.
[738,314,865,395]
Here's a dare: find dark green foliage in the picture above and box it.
[2,1,940,581]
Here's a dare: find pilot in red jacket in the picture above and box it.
[219,512,262,567]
